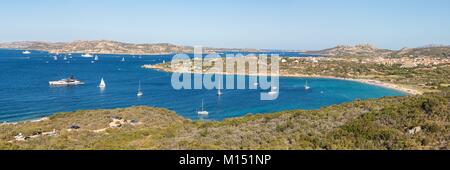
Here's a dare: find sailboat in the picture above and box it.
[217,82,223,96]
[98,78,106,88]
[121,57,125,62]
[53,56,58,61]
[197,99,209,115]
[63,56,68,60]
[304,80,311,90]
[94,55,99,61]
[136,81,143,96]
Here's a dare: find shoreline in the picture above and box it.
[143,64,422,95]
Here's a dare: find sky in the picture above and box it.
[1,0,450,50]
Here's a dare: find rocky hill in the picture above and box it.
[393,46,450,58]
[305,44,450,58]
[0,40,266,55]
[305,44,393,57]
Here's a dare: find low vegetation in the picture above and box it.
[1,92,448,150]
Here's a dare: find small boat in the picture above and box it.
[63,56,68,60]
[94,55,99,61]
[197,99,209,115]
[49,76,84,86]
[253,82,259,86]
[91,60,95,64]
[81,53,93,58]
[121,57,125,62]
[53,56,58,61]
[98,78,106,88]
[22,51,31,54]
[136,81,143,96]
[304,80,311,90]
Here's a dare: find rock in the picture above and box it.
[109,117,126,128]
[407,126,422,135]
[69,125,81,129]
[14,133,27,141]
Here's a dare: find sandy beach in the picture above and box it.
[143,64,422,95]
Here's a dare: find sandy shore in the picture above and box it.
[143,64,422,95]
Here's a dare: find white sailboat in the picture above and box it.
[98,78,106,88]
[121,57,125,62]
[53,56,58,61]
[94,55,99,61]
[217,82,223,96]
[197,99,209,115]
[136,81,143,96]
[304,80,311,90]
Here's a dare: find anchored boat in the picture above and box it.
[49,76,84,86]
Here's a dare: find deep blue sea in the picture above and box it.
[0,49,405,122]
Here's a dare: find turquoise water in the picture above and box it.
[0,49,405,122]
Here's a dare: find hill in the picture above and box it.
[305,44,450,59]
[1,92,448,150]
[0,40,267,55]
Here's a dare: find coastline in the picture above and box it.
[142,64,422,95]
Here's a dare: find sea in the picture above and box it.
[0,49,405,122]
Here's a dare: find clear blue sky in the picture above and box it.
[1,0,450,50]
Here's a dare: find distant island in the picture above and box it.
[0,40,278,55]
[1,40,450,59]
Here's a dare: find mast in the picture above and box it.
[201,99,204,111]
[138,80,141,91]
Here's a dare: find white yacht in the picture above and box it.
[49,76,84,86]
[81,53,93,58]
[99,78,106,88]
[22,51,31,54]
[197,99,209,115]
[136,81,143,96]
